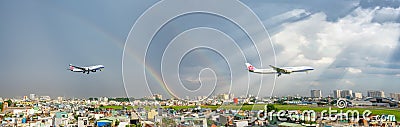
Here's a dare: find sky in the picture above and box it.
[0,0,400,99]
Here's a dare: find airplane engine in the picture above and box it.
[284,70,292,73]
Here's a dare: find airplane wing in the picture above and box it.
[269,65,288,73]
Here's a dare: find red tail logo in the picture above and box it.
[248,65,254,70]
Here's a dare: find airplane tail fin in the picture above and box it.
[68,64,74,70]
[245,63,256,72]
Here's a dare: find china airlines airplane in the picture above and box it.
[245,63,314,77]
[68,64,104,74]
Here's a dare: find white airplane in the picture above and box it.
[68,64,104,74]
[245,63,314,77]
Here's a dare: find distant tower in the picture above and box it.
[29,94,35,101]
[341,90,353,99]
[310,90,322,98]
[390,93,400,101]
[333,90,341,98]
[367,90,385,98]
[2,102,8,112]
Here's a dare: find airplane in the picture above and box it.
[245,63,314,77]
[68,64,104,74]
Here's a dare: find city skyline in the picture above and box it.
[1,0,400,98]
[2,88,400,100]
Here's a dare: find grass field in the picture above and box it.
[99,105,134,110]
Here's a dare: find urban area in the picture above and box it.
[1,89,399,127]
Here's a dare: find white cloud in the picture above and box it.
[373,6,400,23]
[342,80,356,86]
[206,6,400,97]
[310,81,320,86]
[272,7,400,72]
[265,6,400,95]
[346,67,362,74]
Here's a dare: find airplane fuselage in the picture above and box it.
[68,64,104,74]
[246,63,314,77]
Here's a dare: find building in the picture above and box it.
[29,94,35,101]
[341,90,353,99]
[54,112,69,127]
[153,94,162,100]
[333,90,341,98]
[147,109,157,121]
[219,93,230,100]
[39,96,51,101]
[2,102,8,112]
[78,117,89,127]
[353,92,363,99]
[310,90,322,98]
[389,93,400,101]
[57,97,63,102]
[367,90,385,98]
[229,93,235,100]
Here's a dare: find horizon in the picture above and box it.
[1,88,397,99]
[1,0,400,99]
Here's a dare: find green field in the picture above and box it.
[99,105,134,110]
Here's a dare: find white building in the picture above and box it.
[341,90,353,98]
[78,117,89,127]
[39,96,51,101]
[333,90,341,98]
[310,90,322,98]
[29,94,35,101]
[353,92,363,99]
[367,90,385,98]
[219,93,229,100]
[390,93,400,101]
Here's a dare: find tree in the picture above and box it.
[5,99,12,107]
[266,104,278,112]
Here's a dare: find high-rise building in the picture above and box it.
[229,93,235,100]
[390,93,400,101]
[29,94,35,101]
[310,90,322,98]
[57,97,63,102]
[367,90,385,98]
[219,93,229,100]
[341,90,353,98]
[333,90,341,98]
[2,102,8,112]
[353,92,363,99]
